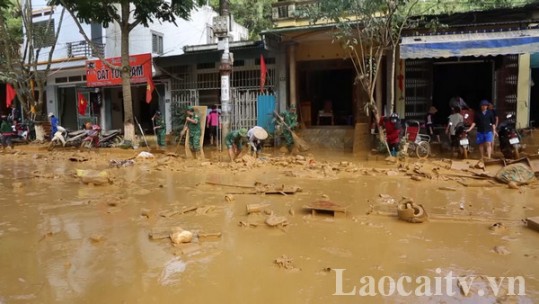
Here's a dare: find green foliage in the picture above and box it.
[0,0,23,82]
[48,0,206,28]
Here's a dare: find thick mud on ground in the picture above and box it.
[0,146,538,303]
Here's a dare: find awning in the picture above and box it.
[400,29,539,59]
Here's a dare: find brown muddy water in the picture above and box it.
[0,147,538,303]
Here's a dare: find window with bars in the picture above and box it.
[152,32,164,55]
[33,20,55,48]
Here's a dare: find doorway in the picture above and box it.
[432,61,493,124]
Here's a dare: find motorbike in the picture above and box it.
[498,114,521,159]
[9,121,29,144]
[80,125,102,149]
[454,122,470,159]
[48,126,88,150]
[98,129,123,147]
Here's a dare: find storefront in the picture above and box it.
[85,53,164,133]
[399,29,539,128]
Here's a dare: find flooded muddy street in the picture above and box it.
[0,148,538,303]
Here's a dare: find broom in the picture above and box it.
[273,111,310,152]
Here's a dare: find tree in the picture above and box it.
[49,0,205,142]
[0,0,65,120]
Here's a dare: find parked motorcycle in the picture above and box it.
[48,126,87,150]
[80,125,102,149]
[98,129,123,147]
[9,121,29,144]
[498,114,521,159]
[455,122,470,159]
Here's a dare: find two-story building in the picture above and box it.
[30,0,247,134]
[262,1,539,152]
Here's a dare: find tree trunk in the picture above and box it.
[389,46,397,114]
[121,2,135,142]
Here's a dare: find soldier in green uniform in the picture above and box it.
[280,104,298,152]
[186,106,201,154]
[225,128,248,161]
[152,111,166,149]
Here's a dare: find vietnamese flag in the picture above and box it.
[6,84,16,108]
[146,77,155,104]
[78,92,88,115]
[260,54,267,93]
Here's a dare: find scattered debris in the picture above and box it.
[507,181,519,189]
[246,203,271,214]
[195,205,215,215]
[397,198,428,223]
[265,215,288,227]
[274,255,300,271]
[109,159,135,168]
[140,208,153,219]
[197,232,222,241]
[75,169,111,185]
[526,216,539,233]
[137,151,154,159]
[438,186,457,191]
[495,163,536,185]
[492,245,511,255]
[288,208,295,216]
[411,175,423,181]
[303,200,347,218]
[224,194,234,202]
[489,222,507,232]
[89,234,104,243]
[69,156,88,162]
[170,229,193,244]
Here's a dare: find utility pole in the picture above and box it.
[215,0,232,151]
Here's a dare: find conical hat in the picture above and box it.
[252,127,268,140]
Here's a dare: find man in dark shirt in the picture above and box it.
[466,100,496,159]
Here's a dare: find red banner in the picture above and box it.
[78,92,88,115]
[86,53,152,87]
[6,84,16,107]
[260,54,267,93]
[146,77,155,104]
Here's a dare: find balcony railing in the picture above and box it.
[66,40,104,58]
[272,0,318,21]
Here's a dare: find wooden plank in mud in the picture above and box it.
[457,180,497,187]
[526,216,539,233]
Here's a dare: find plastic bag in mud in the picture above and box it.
[495,163,535,185]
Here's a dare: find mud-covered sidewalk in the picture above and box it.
[0,144,538,303]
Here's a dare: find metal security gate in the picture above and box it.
[231,89,261,130]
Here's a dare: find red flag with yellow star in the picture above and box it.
[146,77,155,104]
[77,92,88,115]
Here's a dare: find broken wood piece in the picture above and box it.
[265,215,288,227]
[205,181,255,188]
[197,232,222,240]
[246,203,271,214]
[159,209,181,218]
[438,186,457,191]
[526,216,539,233]
[149,227,176,240]
[457,180,497,187]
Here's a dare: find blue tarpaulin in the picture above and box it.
[400,29,539,59]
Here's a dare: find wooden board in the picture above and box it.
[526,216,539,233]
[303,200,347,217]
